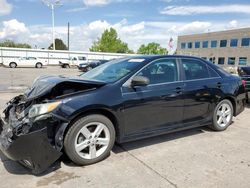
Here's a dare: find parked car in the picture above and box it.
[3,57,48,68]
[78,60,110,72]
[237,66,250,102]
[59,56,87,68]
[0,55,246,174]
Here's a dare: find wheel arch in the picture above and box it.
[64,108,120,141]
[36,62,43,67]
[9,62,17,67]
[222,96,236,116]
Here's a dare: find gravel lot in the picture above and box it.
[0,66,250,188]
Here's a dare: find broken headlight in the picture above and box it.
[28,101,61,118]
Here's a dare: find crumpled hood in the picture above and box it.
[25,75,106,100]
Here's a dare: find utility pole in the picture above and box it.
[42,0,62,50]
[68,22,70,51]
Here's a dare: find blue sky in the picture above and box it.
[1,0,250,51]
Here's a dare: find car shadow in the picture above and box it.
[112,127,207,154]
[0,150,62,176]
[0,126,210,176]
[245,102,250,108]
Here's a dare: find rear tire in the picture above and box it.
[87,67,92,71]
[64,114,115,165]
[9,62,17,68]
[210,99,233,131]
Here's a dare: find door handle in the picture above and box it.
[217,82,222,88]
[175,87,183,94]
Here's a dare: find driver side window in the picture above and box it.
[137,59,178,85]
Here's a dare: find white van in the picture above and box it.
[4,57,48,68]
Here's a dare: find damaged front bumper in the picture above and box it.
[0,102,68,174]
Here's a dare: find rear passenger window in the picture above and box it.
[208,66,220,78]
[182,59,209,80]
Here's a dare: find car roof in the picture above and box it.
[127,55,206,63]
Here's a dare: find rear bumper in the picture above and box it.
[235,93,246,116]
[0,116,62,174]
[78,66,88,72]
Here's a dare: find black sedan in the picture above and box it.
[78,60,109,72]
[0,55,246,174]
[237,66,250,102]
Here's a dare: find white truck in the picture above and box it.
[3,57,48,68]
[59,56,88,68]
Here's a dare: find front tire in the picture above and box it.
[64,114,115,165]
[36,63,42,68]
[9,62,17,68]
[210,99,233,131]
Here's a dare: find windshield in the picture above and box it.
[240,67,250,75]
[80,58,145,83]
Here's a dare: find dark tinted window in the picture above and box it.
[241,38,250,46]
[218,57,225,65]
[208,66,220,78]
[188,42,192,49]
[240,67,250,75]
[228,57,236,65]
[182,59,209,80]
[220,40,227,47]
[211,40,217,48]
[138,59,178,84]
[209,57,216,64]
[195,42,200,48]
[181,43,186,49]
[230,39,238,47]
[202,41,208,48]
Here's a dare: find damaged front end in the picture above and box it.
[0,76,105,174]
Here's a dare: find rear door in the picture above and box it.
[180,58,222,123]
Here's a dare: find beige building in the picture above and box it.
[177,28,250,70]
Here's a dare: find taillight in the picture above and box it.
[242,80,246,88]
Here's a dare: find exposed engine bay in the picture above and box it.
[0,75,105,174]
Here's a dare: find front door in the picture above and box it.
[122,58,185,136]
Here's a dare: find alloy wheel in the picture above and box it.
[74,122,111,160]
[216,103,232,127]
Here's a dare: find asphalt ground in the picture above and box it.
[0,66,250,188]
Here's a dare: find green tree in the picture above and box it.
[90,28,132,53]
[48,38,68,50]
[137,42,167,55]
[0,40,31,48]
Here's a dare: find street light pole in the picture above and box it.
[51,4,55,50]
[42,0,62,50]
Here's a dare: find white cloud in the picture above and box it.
[161,4,250,15]
[82,0,139,7]
[0,0,12,16]
[229,20,238,28]
[0,19,29,40]
[83,0,109,7]
[1,18,250,52]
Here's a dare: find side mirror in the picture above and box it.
[131,76,149,87]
